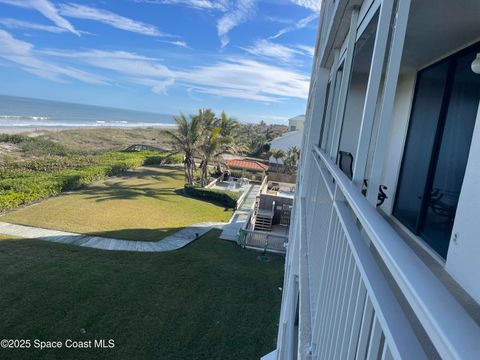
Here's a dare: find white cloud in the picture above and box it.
[157,39,190,48]
[132,77,176,94]
[0,18,66,33]
[42,47,309,102]
[135,0,228,11]
[270,12,318,39]
[0,0,80,35]
[264,15,294,25]
[0,29,105,83]
[291,0,322,11]
[42,49,173,79]
[241,39,302,62]
[134,0,256,47]
[58,3,167,37]
[217,0,255,47]
[175,57,309,102]
[295,44,315,56]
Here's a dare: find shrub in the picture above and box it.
[183,185,240,208]
[142,152,182,166]
[0,150,179,212]
[0,134,70,156]
[0,134,27,144]
[161,153,184,164]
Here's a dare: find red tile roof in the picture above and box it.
[225,159,269,171]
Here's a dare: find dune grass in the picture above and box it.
[1,166,233,241]
[0,230,284,360]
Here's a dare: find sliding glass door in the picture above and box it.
[394,42,480,259]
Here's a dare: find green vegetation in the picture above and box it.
[235,121,287,158]
[184,184,240,208]
[270,149,286,165]
[283,146,301,175]
[166,109,239,187]
[0,133,70,157]
[1,167,233,241]
[166,109,287,187]
[0,128,171,158]
[0,230,284,360]
[0,150,180,212]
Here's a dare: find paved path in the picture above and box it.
[0,221,225,252]
[219,184,261,241]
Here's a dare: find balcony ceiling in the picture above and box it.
[401,0,480,72]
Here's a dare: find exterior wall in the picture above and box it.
[289,117,305,131]
[446,104,480,303]
[272,0,480,358]
[379,72,416,214]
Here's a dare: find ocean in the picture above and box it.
[0,95,175,130]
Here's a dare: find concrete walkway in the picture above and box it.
[219,184,261,241]
[0,221,225,252]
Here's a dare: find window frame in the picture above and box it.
[392,40,480,259]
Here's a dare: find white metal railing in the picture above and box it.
[235,183,252,209]
[239,228,288,254]
[205,176,221,189]
[308,145,480,359]
[259,175,269,194]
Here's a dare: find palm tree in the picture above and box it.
[165,113,202,185]
[217,111,239,138]
[270,149,285,166]
[198,126,222,186]
[283,146,300,175]
[198,111,238,187]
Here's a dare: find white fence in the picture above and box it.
[296,145,480,359]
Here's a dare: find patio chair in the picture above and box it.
[428,188,458,227]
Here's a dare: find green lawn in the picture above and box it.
[1,166,233,241]
[0,230,284,360]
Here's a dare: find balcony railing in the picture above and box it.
[238,228,288,254]
[298,145,480,359]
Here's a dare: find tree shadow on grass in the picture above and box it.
[88,227,185,242]
[81,184,180,202]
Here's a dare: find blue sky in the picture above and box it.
[0,0,321,123]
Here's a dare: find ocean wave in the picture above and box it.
[0,115,49,121]
[0,121,176,128]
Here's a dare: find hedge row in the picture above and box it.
[143,153,183,166]
[183,185,240,208]
[0,151,177,212]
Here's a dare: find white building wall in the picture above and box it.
[272,0,480,358]
[379,72,416,214]
[446,104,480,304]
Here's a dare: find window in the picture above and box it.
[318,81,331,148]
[393,42,480,259]
[321,63,344,153]
[337,10,379,162]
